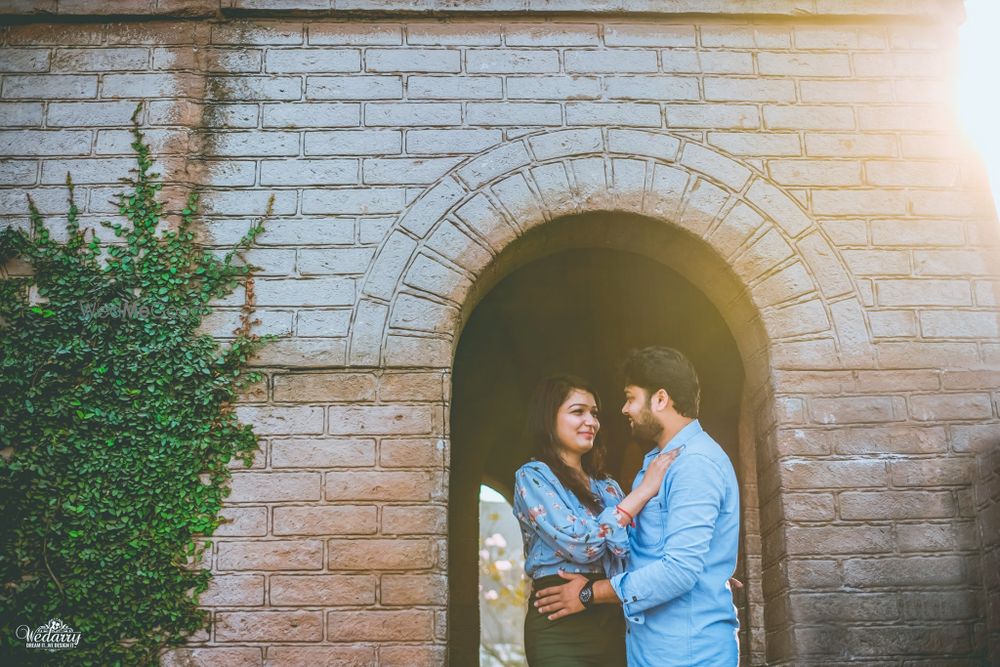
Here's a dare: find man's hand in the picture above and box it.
[533,570,587,620]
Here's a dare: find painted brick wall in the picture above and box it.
[1,2,999,665]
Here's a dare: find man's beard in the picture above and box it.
[629,406,663,445]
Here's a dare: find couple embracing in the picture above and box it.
[513,346,740,667]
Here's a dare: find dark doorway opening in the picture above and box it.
[449,242,748,664]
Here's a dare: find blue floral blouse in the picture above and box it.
[513,460,630,580]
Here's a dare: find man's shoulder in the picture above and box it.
[686,429,726,456]
[678,432,736,477]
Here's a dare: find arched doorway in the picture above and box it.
[449,212,764,664]
[352,129,871,665]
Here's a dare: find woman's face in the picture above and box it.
[553,389,600,460]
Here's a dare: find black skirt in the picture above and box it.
[524,573,627,667]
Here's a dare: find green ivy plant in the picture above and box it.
[0,111,272,665]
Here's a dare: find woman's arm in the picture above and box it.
[514,465,630,563]
[513,448,680,564]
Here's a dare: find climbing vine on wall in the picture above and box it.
[0,112,271,665]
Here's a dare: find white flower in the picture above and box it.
[494,559,512,572]
[479,549,490,560]
[484,589,499,600]
[484,532,507,548]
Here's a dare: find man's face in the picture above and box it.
[621,384,663,444]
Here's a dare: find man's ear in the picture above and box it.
[651,388,670,412]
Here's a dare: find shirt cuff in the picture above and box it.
[610,572,646,625]
[596,505,630,553]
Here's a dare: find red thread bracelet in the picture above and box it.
[616,504,636,527]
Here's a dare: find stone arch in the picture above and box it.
[347,130,877,661]
[348,127,875,376]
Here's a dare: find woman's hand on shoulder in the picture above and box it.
[635,447,682,499]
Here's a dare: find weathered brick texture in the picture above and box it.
[2,1,997,664]
[974,431,1000,660]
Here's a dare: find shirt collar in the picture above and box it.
[643,419,702,459]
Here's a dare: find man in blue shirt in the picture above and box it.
[533,346,740,666]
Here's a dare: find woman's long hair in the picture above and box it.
[524,374,609,514]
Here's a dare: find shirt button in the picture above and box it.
[631,596,637,602]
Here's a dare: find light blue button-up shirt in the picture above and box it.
[609,420,740,667]
[513,461,630,580]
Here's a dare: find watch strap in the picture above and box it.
[579,580,595,608]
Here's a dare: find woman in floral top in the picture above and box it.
[513,374,678,667]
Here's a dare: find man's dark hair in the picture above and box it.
[621,346,700,418]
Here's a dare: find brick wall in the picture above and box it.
[2,1,999,664]
[973,427,1000,660]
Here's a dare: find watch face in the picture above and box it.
[579,585,593,605]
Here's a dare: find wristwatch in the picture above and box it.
[578,580,594,608]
